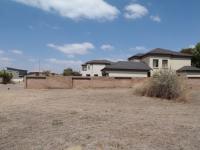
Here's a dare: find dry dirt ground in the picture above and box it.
[0,81,200,150]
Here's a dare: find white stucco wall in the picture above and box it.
[179,72,200,78]
[170,58,191,70]
[141,56,191,75]
[106,71,148,78]
[81,64,106,77]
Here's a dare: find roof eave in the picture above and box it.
[102,68,151,72]
[141,53,192,59]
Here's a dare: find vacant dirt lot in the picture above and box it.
[0,81,200,150]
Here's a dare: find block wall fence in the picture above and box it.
[25,76,146,89]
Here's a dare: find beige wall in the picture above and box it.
[25,76,146,89]
[141,56,191,75]
[73,77,145,89]
[141,57,150,65]
[170,58,191,70]
[26,76,72,89]
[178,72,200,78]
[106,71,148,78]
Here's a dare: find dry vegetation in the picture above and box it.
[135,70,188,101]
[0,81,200,150]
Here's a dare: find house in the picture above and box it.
[6,67,28,82]
[27,72,57,77]
[177,66,200,78]
[102,61,151,78]
[81,48,200,78]
[128,48,199,77]
[81,60,112,77]
[6,67,28,78]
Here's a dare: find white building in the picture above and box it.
[102,61,151,78]
[81,48,200,78]
[128,48,200,78]
[81,60,112,77]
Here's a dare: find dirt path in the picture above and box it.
[0,84,200,150]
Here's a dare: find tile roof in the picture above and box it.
[83,60,113,65]
[177,66,200,72]
[102,61,151,71]
[128,48,192,60]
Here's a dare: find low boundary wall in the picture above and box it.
[25,76,146,89]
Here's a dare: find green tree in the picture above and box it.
[63,68,81,76]
[63,68,73,76]
[180,48,194,55]
[193,43,200,68]
[180,43,200,67]
[0,70,13,84]
[72,71,81,76]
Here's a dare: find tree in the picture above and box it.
[180,48,194,55]
[180,43,200,67]
[72,71,81,76]
[0,70,13,84]
[193,43,200,68]
[42,70,51,76]
[63,68,81,76]
[63,68,73,76]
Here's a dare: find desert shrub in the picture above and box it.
[135,69,187,101]
[0,70,13,84]
[63,68,81,76]
[42,70,51,76]
[63,68,73,76]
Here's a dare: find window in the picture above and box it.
[94,74,98,77]
[162,60,168,68]
[86,74,90,77]
[153,59,159,68]
[87,65,90,70]
[82,66,87,71]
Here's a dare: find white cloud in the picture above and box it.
[0,57,13,62]
[150,15,161,22]
[11,49,23,55]
[130,46,147,51]
[106,58,125,62]
[101,44,114,51]
[47,42,94,55]
[189,44,195,48]
[13,0,119,21]
[124,4,148,19]
[45,58,82,72]
[0,50,4,54]
[0,57,14,67]
[28,58,37,62]
[46,58,82,65]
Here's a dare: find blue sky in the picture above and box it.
[0,0,200,73]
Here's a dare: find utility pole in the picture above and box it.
[39,59,41,72]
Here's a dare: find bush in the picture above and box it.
[63,68,81,76]
[63,68,73,76]
[135,69,187,101]
[0,70,13,84]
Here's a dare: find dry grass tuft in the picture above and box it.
[135,69,188,101]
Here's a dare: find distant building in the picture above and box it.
[128,48,200,77]
[6,67,28,79]
[81,48,200,78]
[102,61,151,78]
[81,60,113,77]
[27,72,57,77]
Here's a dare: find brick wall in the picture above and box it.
[25,76,72,89]
[25,76,146,89]
[72,77,145,89]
